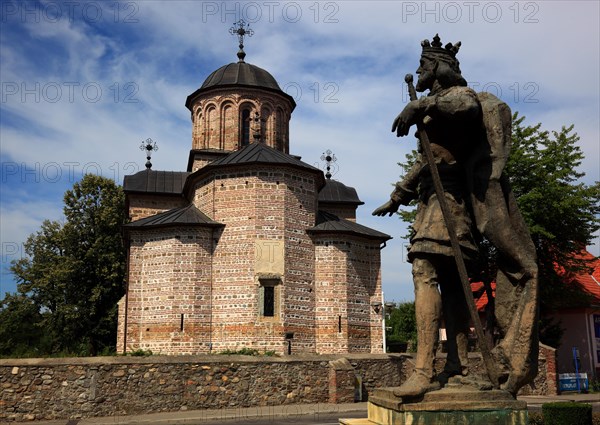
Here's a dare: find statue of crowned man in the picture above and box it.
[374,34,539,398]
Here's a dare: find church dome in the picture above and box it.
[201,62,282,91]
[185,61,295,111]
[319,180,364,205]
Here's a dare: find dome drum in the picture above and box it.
[189,88,292,155]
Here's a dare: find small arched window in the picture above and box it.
[241,109,251,147]
[206,106,217,148]
[193,108,202,149]
[276,108,285,151]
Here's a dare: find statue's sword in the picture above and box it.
[404,74,500,388]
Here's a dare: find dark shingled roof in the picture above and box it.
[124,204,223,230]
[308,211,391,241]
[318,180,364,205]
[124,170,190,194]
[209,142,320,171]
[185,62,296,110]
[187,149,230,172]
[201,62,282,91]
[183,143,325,197]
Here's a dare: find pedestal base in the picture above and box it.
[340,386,528,425]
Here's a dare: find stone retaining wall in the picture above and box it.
[0,348,556,422]
[0,354,403,422]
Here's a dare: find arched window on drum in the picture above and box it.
[240,106,252,148]
[261,106,273,147]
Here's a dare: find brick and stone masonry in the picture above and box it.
[117,57,390,356]
[119,161,386,355]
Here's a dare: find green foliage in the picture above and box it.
[127,349,154,357]
[219,348,261,356]
[396,149,419,239]
[528,412,544,425]
[0,294,48,357]
[2,174,127,358]
[218,348,279,356]
[542,402,592,425]
[530,411,600,425]
[538,316,565,349]
[386,301,417,350]
[507,114,600,311]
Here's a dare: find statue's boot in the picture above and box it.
[437,364,468,386]
[438,331,469,386]
[393,371,440,398]
[500,376,518,397]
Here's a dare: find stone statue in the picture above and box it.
[373,34,539,399]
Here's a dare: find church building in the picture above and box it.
[117,23,391,355]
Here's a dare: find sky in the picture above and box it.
[1,0,599,303]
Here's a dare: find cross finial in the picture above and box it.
[320,150,338,179]
[140,138,158,169]
[229,19,254,62]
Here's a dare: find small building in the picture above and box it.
[116,36,390,356]
[472,250,600,379]
[550,250,600,379]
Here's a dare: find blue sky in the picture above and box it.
[1,0,599,302]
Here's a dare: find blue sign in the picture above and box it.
[558,373,589,392]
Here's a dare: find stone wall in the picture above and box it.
[518,343,558,396]
[0,354,403,422]
[0,348,557,422]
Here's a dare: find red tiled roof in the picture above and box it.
[471,281,496,312]
[472,250,600,310]
[557,250,600,304]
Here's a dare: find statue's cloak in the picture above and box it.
[467,92,539,393]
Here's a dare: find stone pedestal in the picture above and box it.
[340,386,528,425]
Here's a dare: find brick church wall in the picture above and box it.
[117,227,214,355]
[313,238,384,354]
[314,241,350,353]
[346,241,384,353]
[202,170,260,352]
[318,204,357,222]
[127,194,186,221]
[189,165,319,354]
[282,170,318,353]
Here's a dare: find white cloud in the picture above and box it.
[1,0,598,301]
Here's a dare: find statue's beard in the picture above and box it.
[415,79,429,92]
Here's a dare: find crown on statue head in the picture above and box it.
[421,34,461,60]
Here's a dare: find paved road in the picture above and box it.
[9,395,599,425]
[176,410,367,425]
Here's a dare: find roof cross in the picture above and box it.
[320,150,338,179]
[229,19,253,62]
[140,138,158,169]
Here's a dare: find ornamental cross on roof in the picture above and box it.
[320,150,338,179]
[140,138,158,169]
[229,19,253,63]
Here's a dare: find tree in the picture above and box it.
[0,293,46,357]
[386,301,417,351]
[505,115,600,311]
[5,174,127,356]
[395,114,600,343]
